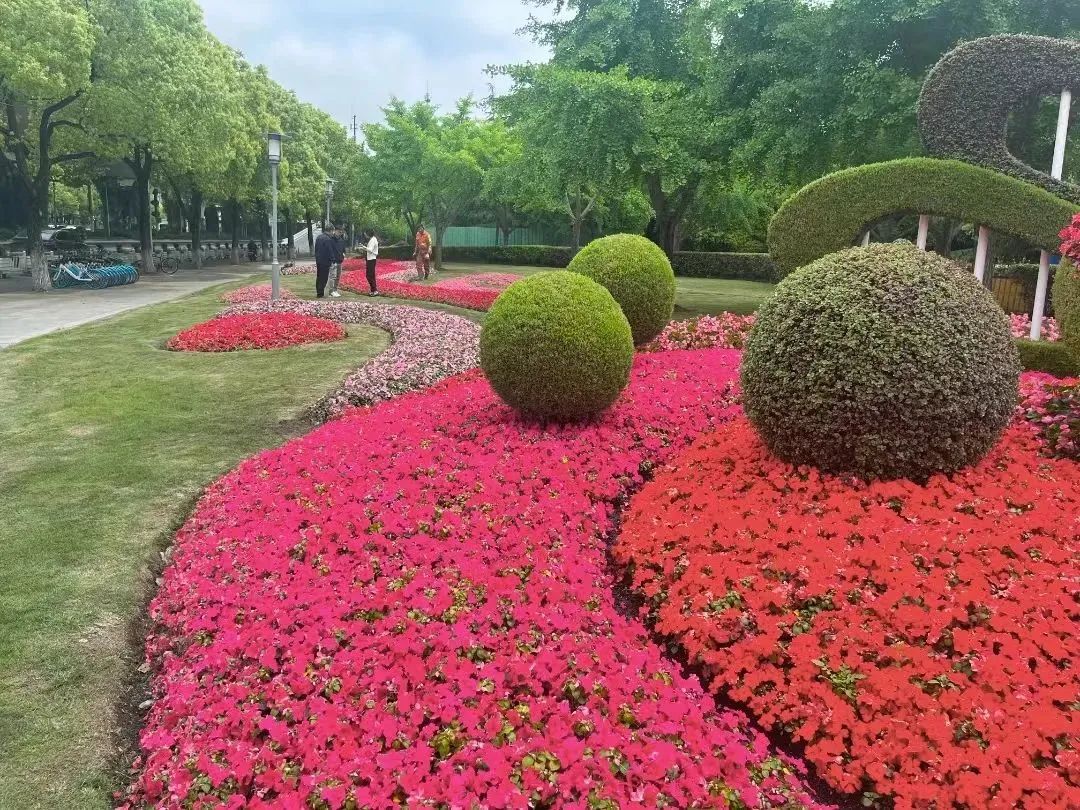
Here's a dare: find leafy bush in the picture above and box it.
[767,157,1079,277]
[918,35,1080,204]
[480,271,634,421]
[1016,339,1080,377]
[568,234,675,345]
[742,243,1020,481]
[1052,257,1080,360]
[671,251,778,281]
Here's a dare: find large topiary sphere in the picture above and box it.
[568,234,675,345]
[1052,257,1080,361]
[741,243,1020,481]
[480,271,634,421]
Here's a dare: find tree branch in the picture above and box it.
[48,119,87,136]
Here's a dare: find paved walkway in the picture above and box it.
[0,264,272,348]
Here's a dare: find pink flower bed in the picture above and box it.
[121,350,828,809]
[281,262,316,276]
[341,259,519,311]
[221,285,297,305]
[1010,314,1059,341]
[167,313,345,352]
[224,300,480,420]
[646,314,757,352]
[1020,372,1080,460]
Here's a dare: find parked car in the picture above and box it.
[44,227,87,250]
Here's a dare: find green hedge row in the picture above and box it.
[918,35,1080,205]
[767,158,1079,277]
[370,244,779,281]
[671,252,778,282]
[1016,339,1080,377]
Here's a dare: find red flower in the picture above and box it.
[166,313,345,352]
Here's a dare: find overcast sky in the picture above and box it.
[197,0,552,130]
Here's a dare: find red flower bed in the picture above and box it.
[122,351,829,809]
[340,259,518,311]
[167,313,345,352]
[616,416,1080,809]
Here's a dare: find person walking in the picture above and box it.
[329,226,346,297]
[414,225,433,281]
[314,227,337,298]
[365,230,380,296]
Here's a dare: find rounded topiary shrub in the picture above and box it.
[568,234,675,345]
[480,271,634,421]
[741,243,1020,481]
[1052,258,1080,360]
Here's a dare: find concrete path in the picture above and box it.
[0,264,274,349]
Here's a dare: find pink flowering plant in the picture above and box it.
[221,285,297,305]
[1020,372,1080,460]
[120,350,829,809]
[1010,313,1060,341]
[341,260,519,311]
[224,300,480,420]
[645,314,757,352]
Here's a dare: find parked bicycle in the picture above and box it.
[139,253,180,275]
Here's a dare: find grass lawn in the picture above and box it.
[0,276,389,809]
[0,264,769,807]
[393,262,775,318]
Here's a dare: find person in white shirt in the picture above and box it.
[364,231,379,296]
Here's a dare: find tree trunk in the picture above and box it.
[571,217,583,253]
[27,199,49,291]
[434,224,447,271]
[126,146,154,274]
[305,212,314,258]
[646,174,698,258]
[230,200,241,264]
[188,190,204,269]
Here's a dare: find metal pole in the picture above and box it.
[271,164,280,300]
[1031,88,1071,340]
[916,215,930,251]
[147,179,154,260]
[104,183,111,237]
[325,191,332,231]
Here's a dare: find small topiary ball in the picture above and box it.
[568,234,675,345]
[480,271,634,421]
[741,243,1020,482]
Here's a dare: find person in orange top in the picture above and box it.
[414,226,433,280]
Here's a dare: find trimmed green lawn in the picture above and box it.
[400,262,775,319]
[0,264,769,808]
[0,278,389,809]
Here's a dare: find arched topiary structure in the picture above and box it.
[918,35,1080,204]
[767,157,1078,277]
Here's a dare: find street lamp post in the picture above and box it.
[325,178,335,233]
[268,132,282,300]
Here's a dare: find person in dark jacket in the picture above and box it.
[329,227,346,297]
[313,228,337,298]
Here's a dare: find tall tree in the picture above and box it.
[0,0,96,290]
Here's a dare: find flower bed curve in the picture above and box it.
[223,300,480,420]
[645,314,757,352]
[340,259,519,311]
[167,312,345,352]
[615,416,1080,809]
[221,285,297,305]
[122,350,831,809]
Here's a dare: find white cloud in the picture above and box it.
[196,0,551,127]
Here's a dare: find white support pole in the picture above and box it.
[973,226,990,283]
[861,231,871,247]
[1031,88,1071,340]
[916,214,930,251]
[1031,251,1051,340]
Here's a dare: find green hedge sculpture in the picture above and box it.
[767,157,1079,277]
[480,271,634,421]
[742,244,1020,482]
[1016,339,1080,377]
[1052,258,1080,361]
[918,35,1080,205]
